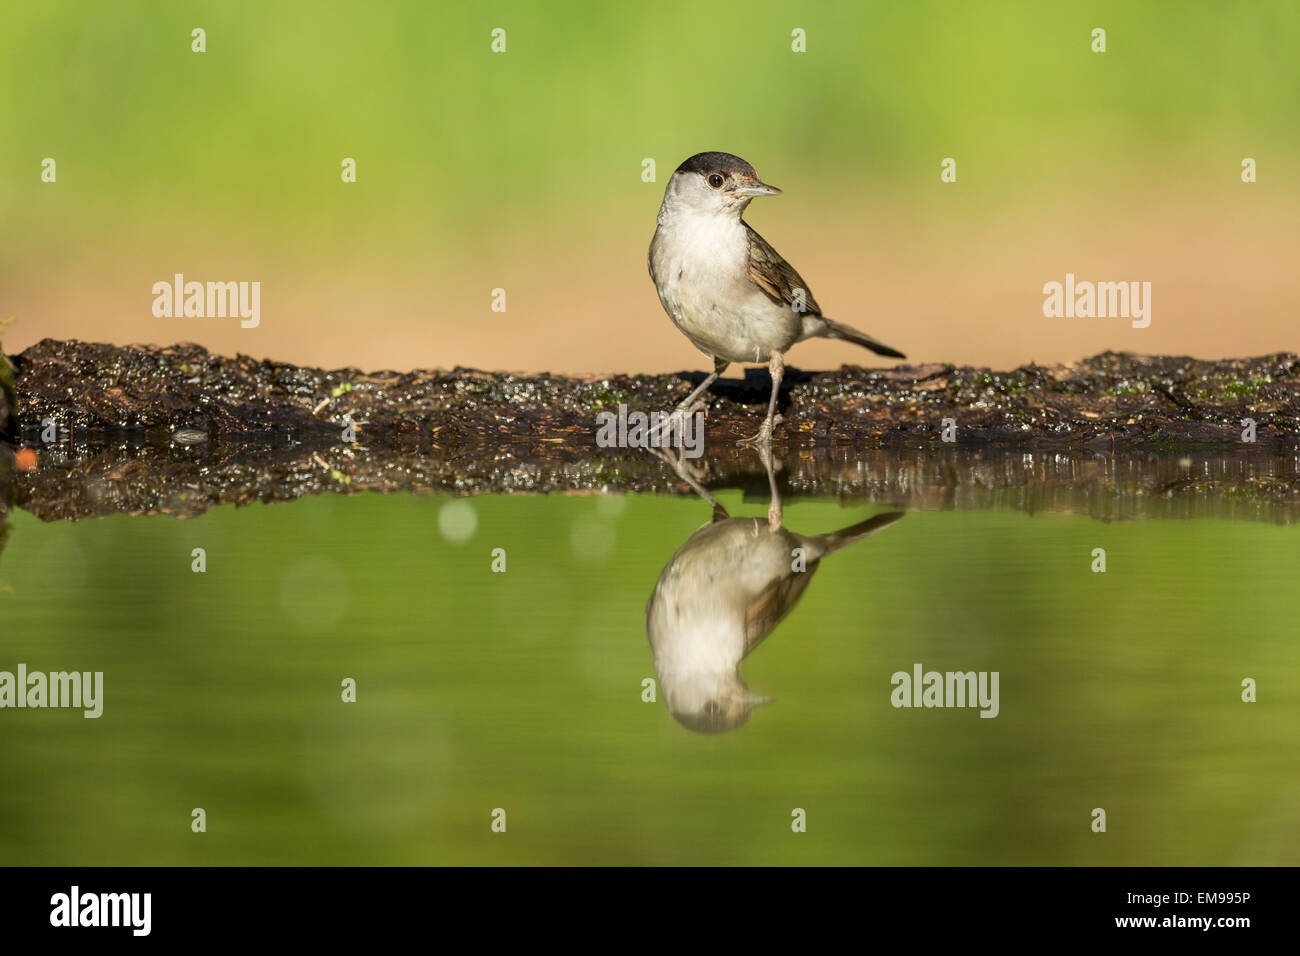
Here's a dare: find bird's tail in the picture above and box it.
[822,318,906,359]
[804,511,905,559]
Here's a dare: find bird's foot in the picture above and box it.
[648,399,707,443]
[644,443,710,494]
[736,414,782,447]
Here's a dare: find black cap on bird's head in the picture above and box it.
[675,151,759,179]
[671,151,782,201]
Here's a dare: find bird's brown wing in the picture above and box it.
[743,568,817,656]
[744,222,823,316]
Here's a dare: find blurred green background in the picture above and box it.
[1,493,1297,865]
[2,1,1297,372]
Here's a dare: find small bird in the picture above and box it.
[649,151,906,444]
[644,447,904,733]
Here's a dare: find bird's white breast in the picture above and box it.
[650,210,800,364]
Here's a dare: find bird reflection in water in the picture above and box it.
[645,447,904,733]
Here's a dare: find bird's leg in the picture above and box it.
[649,357,728,440]
[755,442,783,530]
[644,443,716,509]
[738,351,784,446]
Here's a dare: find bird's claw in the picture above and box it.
[736,412,783,447]
[645,442,710,495]
[648,399,707,441]
[737,419,776,447]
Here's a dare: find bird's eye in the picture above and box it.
[708,173,725,188]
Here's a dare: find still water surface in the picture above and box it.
[1,487,1297,865]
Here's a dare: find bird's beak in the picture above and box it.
[737,181,782,197]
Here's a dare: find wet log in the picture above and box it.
[5,338,1300,523]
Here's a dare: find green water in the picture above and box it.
[1,491,1297,865]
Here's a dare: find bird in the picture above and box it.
[644,446,904,733]
[648,151,906,444]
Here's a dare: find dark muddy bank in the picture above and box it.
[11,339,1300,447]
[3,339,1299,523]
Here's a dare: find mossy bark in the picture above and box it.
[0,342,15,446]
[12,338,1299,446]
[8,339,1300,522]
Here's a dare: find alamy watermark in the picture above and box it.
[596,404,704,458]
[50,886,150,936]
[0,664,103,718]
[1043,273,1150,328]
[891,663,999,718]
[152,273,260,328]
